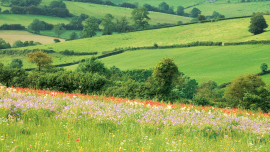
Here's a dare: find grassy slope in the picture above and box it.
[0,30,65,45]
[40,30,118,39]
[97,45,270,84]
[109,0,205,7]
[0,14,71,26]
[40,0,192,25]
[21,15,270,53]
[185,1,270,17]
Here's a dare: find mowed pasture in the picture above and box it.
[20,15,270,53]
[41,0,192,25]
[0,30,65,45]
[0,14,70,27]
[97,45,270,84]
[185,1,270,17]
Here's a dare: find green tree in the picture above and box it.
[27,51,53,72]
[52,24,66,37]
[158,2,169,12]
[249,13,268,35]
[76,56,108,76]
[69,16,83,29]
[10,58,23,68]
[260,63,268,72]
[115,16,129,33]
[190,7,201,18]
[28,19,45,34]
[197,14,206,21]
[177,21,183,25]
[131,7,150,30]
[69,31,78,40]
[100,14,114,35]
[147,57,180,101]
[176,6,185,16]
[0,38,11,49]
[12,40,24,48]
[224,74,265,108]
[82,16,99,38]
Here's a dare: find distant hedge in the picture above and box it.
[0,24,26,30]
[59,50,97,55]
[0,49,55,55]
[224,40,270,45]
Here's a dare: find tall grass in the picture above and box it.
[0,86,269,151]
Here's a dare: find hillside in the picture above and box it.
[19,15,270,53]
[0,14,71,26]
[95,45,270,84]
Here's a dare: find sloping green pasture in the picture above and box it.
[98,45,270,84]
[185,1,270,17]
[20,15,270,53]
[0,14,71,26]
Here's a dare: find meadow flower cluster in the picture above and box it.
[1,86,270,151]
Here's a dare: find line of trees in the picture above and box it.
[1,52,270,112]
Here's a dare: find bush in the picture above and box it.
[54,39,60,43]
[260,63,268,72]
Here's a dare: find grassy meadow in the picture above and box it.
[0,30,65,45]
[18,15,270,53]
[185,1,270,17]
[0,14,70,27]
[0,86,270,151]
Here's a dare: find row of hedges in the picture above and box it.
[0,49,55,55]
[224,40,270,45]
[59,50,97,56]
[0,24,26,30]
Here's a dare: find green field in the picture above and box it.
[98,45,270,84]
[185,1,270,17]
[19,15,270,53]
[40,30,118,39]
[0,14,71,26]
[0,30,65,45]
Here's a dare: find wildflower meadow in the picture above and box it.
[0,85,270,151]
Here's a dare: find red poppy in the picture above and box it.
[76,138,80,141]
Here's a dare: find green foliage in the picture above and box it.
[115,16,129,33]
[76,56,109,76]
[249,13,268,35]
[148,57,180,101]
[197,15,206,21]
[260,63,268,72]
[54,39,60,43]
[190,18,199,23]
[12,40,24,48]
[52,24,66,37]
[68,31,78,40]
[177,21,183,25]
[0,38,11,49]
[0,66,28,87]
[10,58,23,69]
[69,16,83,29]
[82,16,99,38]
[190,8,201,18]
[28,19,45,34]
[173,76,198,100]
[131,7,150,30]
[27,51,53,72]
[176,6,185,16]
[100,14,114,35]
[224,74,265,108]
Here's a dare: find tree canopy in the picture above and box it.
[52,24,66,37]
[131,7,150,30]
[82,16,99,38]
[249,13,268,35]
[28,19,45,34]
[27,51,53,72]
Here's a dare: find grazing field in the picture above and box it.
[40,30,118,39]
[98,45,270,84]
[19,15,270,53]
[185,1,270,17]
[0,14,70,27]
[0,86,270,151]
[0,30,65,45]
[41,0,192,25]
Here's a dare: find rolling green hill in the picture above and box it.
[0,14,71,26]
[18,15,270,53]
[185,1,270,18]
[97,45,270,84]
